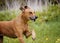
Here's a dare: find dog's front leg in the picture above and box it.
[16,33,25,43]
[25,30,32,38]
[15,30,25,43]
[25,29,36,40]
[31,29,36,40]
[13,27,25,43]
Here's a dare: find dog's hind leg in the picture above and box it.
[0,35,3,43]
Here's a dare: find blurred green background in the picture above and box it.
[0,5,60,43]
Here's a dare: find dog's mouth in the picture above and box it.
[30,18,36,21]
[29,16,38,21]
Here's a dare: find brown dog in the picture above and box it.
[0,6,37,43]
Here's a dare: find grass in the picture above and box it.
[0,5,60,43]
[3,20,60,43]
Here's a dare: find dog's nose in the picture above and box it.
[35,16,38,19]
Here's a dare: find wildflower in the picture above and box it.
[46,38,49,40]
[57,39,60,41]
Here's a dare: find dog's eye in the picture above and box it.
[29,12,32,14]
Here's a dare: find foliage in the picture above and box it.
[0,10,20,21]
[28,5,60,43]
[36,5,60,23]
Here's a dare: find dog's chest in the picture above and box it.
[21,24,28,31]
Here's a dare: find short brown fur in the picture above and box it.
[0,6,37,43]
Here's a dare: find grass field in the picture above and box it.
[0,5,60,43]
[3,20,60,43]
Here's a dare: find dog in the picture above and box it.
[0,6,38,43]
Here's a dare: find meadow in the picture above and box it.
[0,5,60,43]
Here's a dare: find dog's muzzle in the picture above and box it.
[30,16,38,21]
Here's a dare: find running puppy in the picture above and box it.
[0,6,38,43]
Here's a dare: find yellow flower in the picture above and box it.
[56,38,60,42]
[57,39,60,41]
[56,41,58,42]
[46,38,49,40]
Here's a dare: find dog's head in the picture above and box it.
[20,6,38,21]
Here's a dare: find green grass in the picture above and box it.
[3,21,60,43]
[0,10,20,21]
[0,5,60,43]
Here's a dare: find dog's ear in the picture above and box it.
[20,6,28,11]
[24,6,28,9]
[20,6,24,11]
